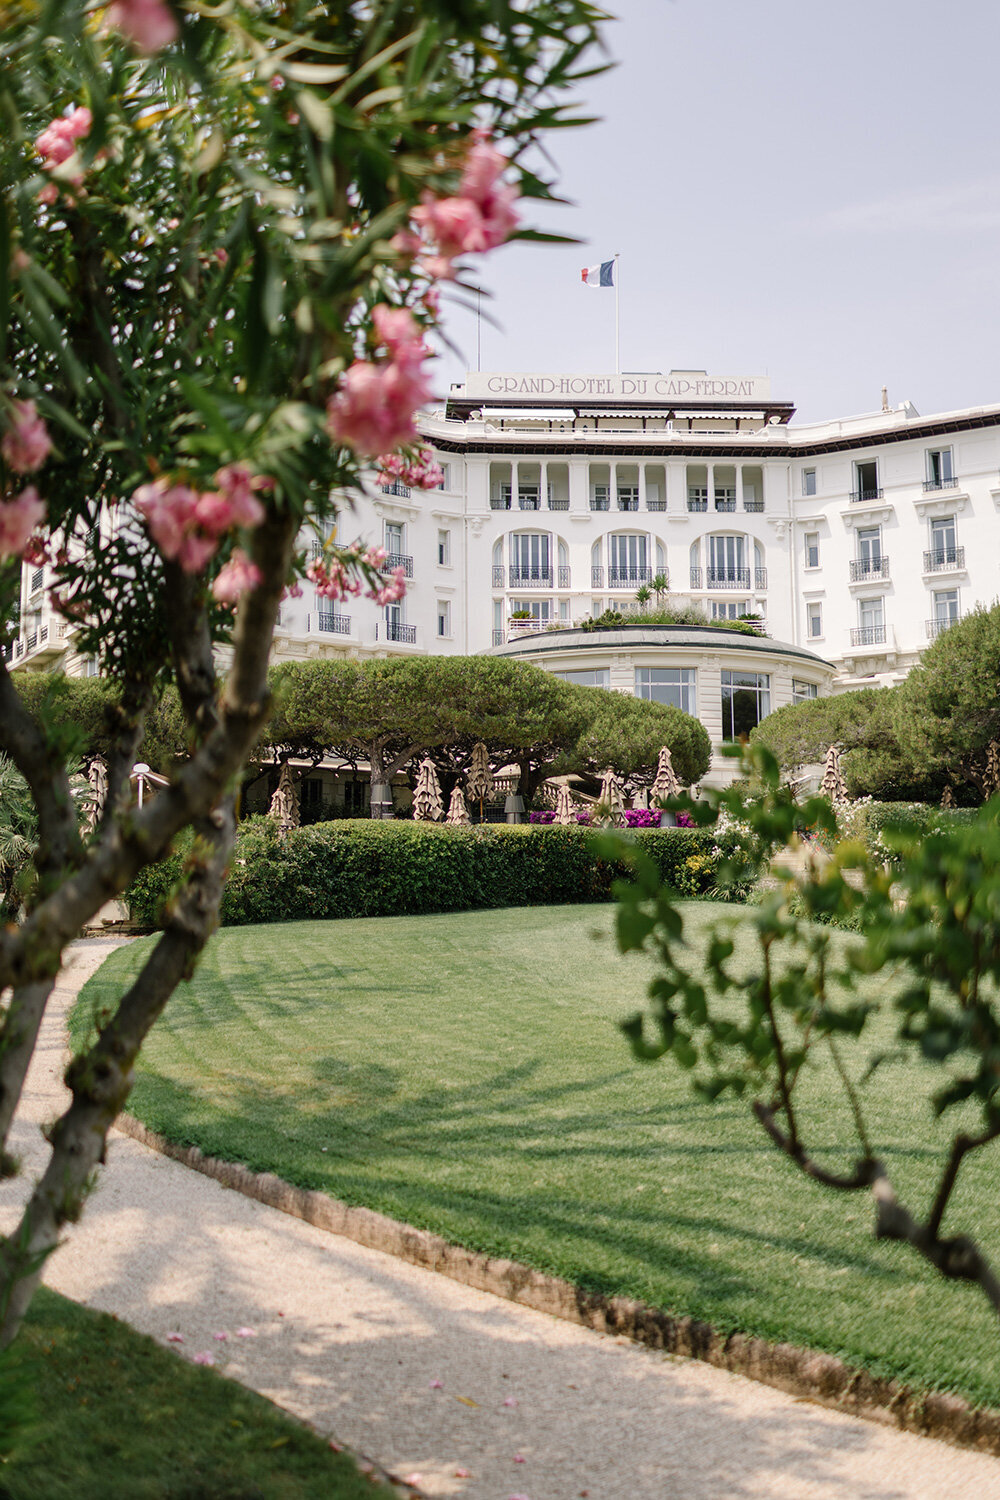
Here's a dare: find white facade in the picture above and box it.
[8,367,1000,697]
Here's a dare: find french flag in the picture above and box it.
[581,260,614,288]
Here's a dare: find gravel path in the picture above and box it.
[3,938,1000,1500]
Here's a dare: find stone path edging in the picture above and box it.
[115,1110,1000,1459]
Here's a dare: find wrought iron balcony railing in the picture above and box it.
[850,624,887,647]
[689,567,703,588]
[492,565,505,588]
[316,612,351,635]
[706,566,751,590]
[492,628,504,646]
[926,616,961,638]
[608,566,653,588]
[923,546,965,571]
[382,620,416,644]
[385,552,413,578]
[849,556,890,581]
[557,565,571,588]
[646,498,667,511]
[379,480,411,498]
[923,476,957,492]
[849,487,884,504]
[508,567,553,588]
[743,498,764,512]
[591,565,604,587]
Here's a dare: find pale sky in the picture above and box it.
[434,0,1000,424]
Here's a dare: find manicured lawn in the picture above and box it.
[76,904,1000,1409]
[4,1287,395,1499]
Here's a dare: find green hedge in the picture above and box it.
[127,817,746,928]
[837,799,978,864]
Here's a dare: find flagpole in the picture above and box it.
[614,252,620,374]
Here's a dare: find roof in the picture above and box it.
[488,623,836,673]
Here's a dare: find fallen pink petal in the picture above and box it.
[235,1327,257,1338]
[165,1332,184,1343]
[428,1378,444,1389]
[213,1331,229,1341]
[403,1475,422,1486]
[455,1467,471,1478]
[502,1396,518,1407]
[192,1352,214,1366]
[513,1453,526,1463]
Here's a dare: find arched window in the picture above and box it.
[707,534,748,589]
[509,531,552,587]
[608,533,650,588]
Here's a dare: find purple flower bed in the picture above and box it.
[527,807,695,827]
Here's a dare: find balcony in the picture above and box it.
[923,546,965,572]
[492,628,505,646]
[490,496,512,511]
[547,496,570,511]
[492,565,505,588]
[591,565,604,587]
[506,617,550,640]
[927,616,961,638]
[558,565,571,588]
[687,497,708,513]
[851,624,887,648]
[385,552,413,578]
[646,498,667,511]
[590,494,610,512]
[382,621,417,644]
[609,565,653,588]
[706,566,751,590]
[316,611,351,635]
[379,480,411,499]
[689,567,703,588]
[617,497,639,512]
[508,567,553,588]
[849,487,884,504]
[743,498,764,513]
[714,497,736,513]
[849,556,890,582]
[923,476,958,493]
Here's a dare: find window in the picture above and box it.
[720,670,770,739]
[437,463,450,490]
[83,656,100,677]
[714,485,736,512]
[609,533,648,584]
[437,529,451,566]
[929,515,957,565]
[300,778,323,809]
[710,600,751,620]
[617,485,639,511]
[853,460,879,502]
[804,532,820,569]
[856,525,883,578]
[510,598,553,622]
[926,448,954,488]
[807,602,823,639]
[802,468,817,497]
[555,668,610,688]
[708,534,747,586]
[591,484,610,511]
[792,680,819,703]
[859,596,884,630]
[343,779,368,815]
[509,532,551,584]
[687,484,708,512]
[635,667,697,715]
[436,600,451,638]
[384,521,404,558]
[933,589,959,624]
[500,483,539,510]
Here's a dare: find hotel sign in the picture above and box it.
[463,371,772,403]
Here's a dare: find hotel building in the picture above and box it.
[8,368,999,781]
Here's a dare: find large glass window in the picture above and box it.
[792,680,819,703]
[509,533,551,585]
[720,670,770,739]
[635,667,696,715]
[554,668,610,688]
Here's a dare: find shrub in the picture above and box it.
[126,819,748,928]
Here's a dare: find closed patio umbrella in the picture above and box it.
[598,767,626,827]
[445,785,472,826]
[413,757,445,821]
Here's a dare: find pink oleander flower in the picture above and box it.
[214,463,268,528]
[0,486,45,559]
[375,445,444,491]
[391,228,422,260]
[214,247,229,266]
[212,548,262,604]
[326,356,430,457]
[177,531,218,574]
[35,107,92,171]
[306,555,361,603]
[371,304,428,366]
[1,399,52,473]
[107,0,179,53]
[133,478,201,561]
[37,182,59,207]
[368,565,407,606]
